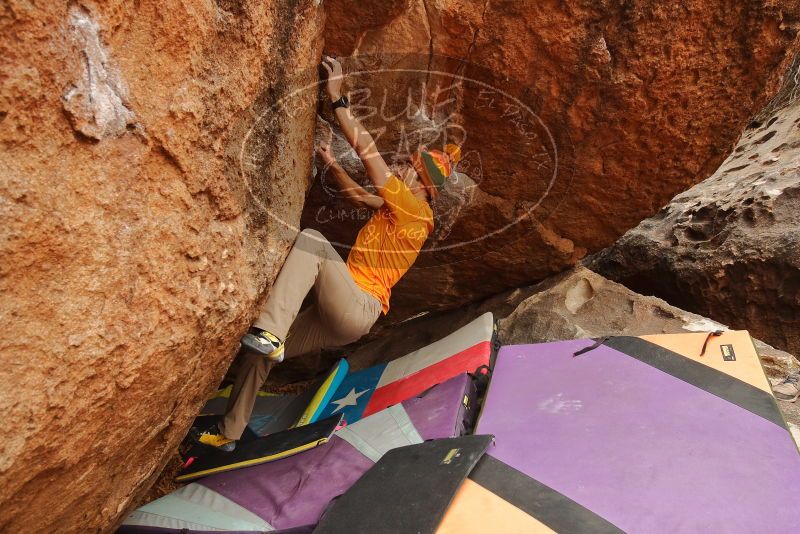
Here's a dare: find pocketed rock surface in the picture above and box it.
[591,98,800,355]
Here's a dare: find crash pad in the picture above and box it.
[317,312,495,424]
[197,360,348,438]
[441,331,800,533]
[294,358,348,426]
[176,414,342,482]
[315,435,494,534]
[119,374,478,533]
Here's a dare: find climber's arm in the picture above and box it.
[316,144,384,210]
[322,55,392,191]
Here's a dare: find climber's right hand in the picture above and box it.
[316,142,336,166]
[321,55,343,101]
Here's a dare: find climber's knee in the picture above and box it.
[298,228,325,241]
[296,228,333,257]
[334,312,378,347]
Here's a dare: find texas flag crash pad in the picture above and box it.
[317,312,495,424]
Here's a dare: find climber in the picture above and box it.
[196,55,462,451]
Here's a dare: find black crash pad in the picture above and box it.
[177,414,343,482]
[314,434,494,534]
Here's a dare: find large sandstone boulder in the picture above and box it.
[0,1,323,531]
[591,97,800,355]
[302,0,800,320]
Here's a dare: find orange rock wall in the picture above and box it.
[310,0,800,319]
[0,1,323,531]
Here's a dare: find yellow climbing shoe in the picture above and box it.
[195,424,236,452]
[241,327,285,362]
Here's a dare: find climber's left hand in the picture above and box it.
[321,55,344,101]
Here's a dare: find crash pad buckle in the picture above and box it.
[699,330,724,356]
[573,336,611,357]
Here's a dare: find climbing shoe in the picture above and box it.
[240,327,285,362]
[773,373,800,402]
[194,424,236,452]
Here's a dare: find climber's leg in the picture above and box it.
[312,249,382,346]
[222,229,379,441]
[217,304,352,442]
[241,229,343,358]
[255,228,343,337]
[218,351,273,440]
[283,305,336,360]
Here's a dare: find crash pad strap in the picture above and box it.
[469,455,624,534]
[699,330,724,356]
[604,336,786,428]
[572,336,611,357]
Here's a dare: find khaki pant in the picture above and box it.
[220,229,382,439]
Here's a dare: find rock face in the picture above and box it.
[591,97,800,355]
[303,0,800,320]
[0,1,323,531]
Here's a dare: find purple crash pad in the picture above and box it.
[119,374,476,534]
[199,373,474,531]
[118,527,312,534]
[476,340,800,533]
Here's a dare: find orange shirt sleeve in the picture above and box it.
[379,175,427,225]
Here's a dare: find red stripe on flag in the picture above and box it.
[362,341,492,418]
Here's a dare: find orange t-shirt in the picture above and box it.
[346,176,434,314]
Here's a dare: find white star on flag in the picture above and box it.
[331,388,369,413]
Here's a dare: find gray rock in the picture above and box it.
[496,267,797,380]
[590,99,800,356]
